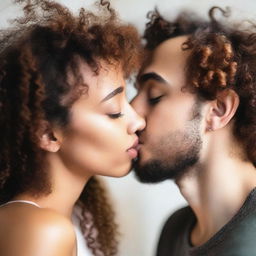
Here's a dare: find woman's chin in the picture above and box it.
[105,162,132,178]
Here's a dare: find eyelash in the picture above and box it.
[108,112,124,119]
[148,95,163,105]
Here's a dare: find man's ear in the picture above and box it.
[39,123,63,152]
[205,89,239,132]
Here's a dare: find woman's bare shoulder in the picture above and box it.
[0,204,76,256]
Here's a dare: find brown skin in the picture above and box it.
[0,204,76,256]
[0,62,145,256]
[132,36,256,246]
[133,36,195,165]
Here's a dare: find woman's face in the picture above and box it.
[56,60,145,178]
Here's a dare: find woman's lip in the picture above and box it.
[127,138,139,150]
[126,138,140,158]
[127,148,138,158]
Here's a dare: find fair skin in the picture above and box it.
[0,60,145,256]
[132,35,256,246]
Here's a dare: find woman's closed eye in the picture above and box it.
[108,112,124,119]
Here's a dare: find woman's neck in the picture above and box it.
[14,152,91,218]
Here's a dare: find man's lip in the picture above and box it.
[138,137,144,145]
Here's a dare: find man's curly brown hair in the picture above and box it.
[143,7,256,166]
[0,0,143,255]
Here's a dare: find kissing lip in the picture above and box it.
[127,137,139,151]
[127,138,140,159]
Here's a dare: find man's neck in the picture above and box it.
[176,147,256,246]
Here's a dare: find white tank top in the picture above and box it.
[0,200,93,256]
[0,200,41,208]
[72,205,93,256]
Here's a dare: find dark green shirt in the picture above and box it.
[157,188,256,256]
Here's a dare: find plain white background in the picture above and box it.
[1,1,256,256]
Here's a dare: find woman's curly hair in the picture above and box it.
[0,0,143,255]
[143,7,256,166]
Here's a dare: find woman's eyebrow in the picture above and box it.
[101,86,124,102]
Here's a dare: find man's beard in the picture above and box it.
[133,103,202,183]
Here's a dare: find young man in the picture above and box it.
[132,7,256,256]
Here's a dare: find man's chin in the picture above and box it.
[132,158,175,184]
[132,154,199,183]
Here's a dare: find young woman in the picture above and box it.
[0,0,145,256]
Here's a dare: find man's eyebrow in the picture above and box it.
[137,72,168,85]
[101,86,124,102]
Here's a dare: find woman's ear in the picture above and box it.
[39,123,63,152]
[205,89,239,132]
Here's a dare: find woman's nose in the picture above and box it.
[130,95,145,119]
[127,104,146,134]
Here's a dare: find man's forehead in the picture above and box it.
[152,35,189,65]
[136,36,189,90]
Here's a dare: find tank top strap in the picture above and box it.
[0,200,41,208]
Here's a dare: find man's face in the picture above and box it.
[131,36,203,183]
